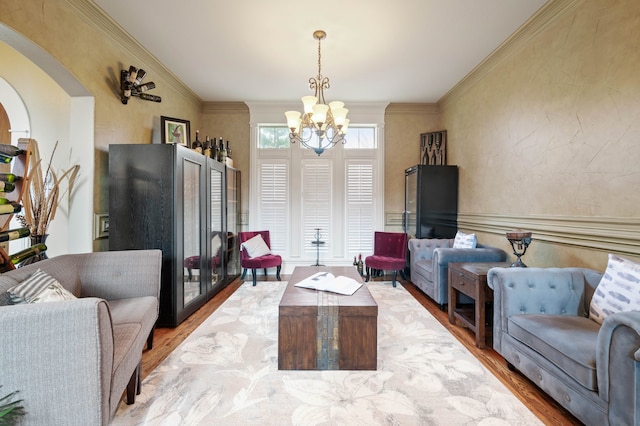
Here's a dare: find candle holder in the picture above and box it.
[311,228,325,266]
[506,230,532,267]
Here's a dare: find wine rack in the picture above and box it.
[0,138,36,272]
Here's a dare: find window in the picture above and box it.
[258,126,290,149]
[248,103,386,268]
[344,127,376,149]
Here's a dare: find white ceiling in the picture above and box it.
[93,0,548,104]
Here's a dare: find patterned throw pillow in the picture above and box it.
[0,291,14,306]
[241,234,272,258]
[8,269,77,304]
[452,231,477,249]
[590,254,640,325]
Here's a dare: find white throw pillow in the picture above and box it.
[590,254,640,325]
[452,231,477,249]
[212,234,222,255]
[241,234,271,258]
[8,269,77,304]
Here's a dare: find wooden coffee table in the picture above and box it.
[278,266,378,370]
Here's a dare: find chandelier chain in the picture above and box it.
[317,35,322,81]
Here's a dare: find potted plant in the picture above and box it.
[17,140,80,253]
[0,387,25,425]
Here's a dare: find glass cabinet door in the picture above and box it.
[182,158,202,307]
[209,163,224,293]
[226,167,241,280]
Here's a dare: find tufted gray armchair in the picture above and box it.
[408,237,507,307]
[488,266,640,426]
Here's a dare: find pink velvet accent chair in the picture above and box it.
[364,231,408,287]
[239,230,282,286]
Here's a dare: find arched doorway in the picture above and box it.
[0,24,94,255]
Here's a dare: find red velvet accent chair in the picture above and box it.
[364,231,408,287]
[183,231,224,281]
[239,230,282,286]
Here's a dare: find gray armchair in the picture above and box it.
[488,266,639,426]
[408,238,507,307]
[0,250,161,425]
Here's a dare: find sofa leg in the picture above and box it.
[136,362,142,395]
[241,268,247,280]
[276,265,282,281]
[392,271,397,287]
[252,269,257,286]
[126,363,139,404]
[146,325,155,350]
[365,267,371,282]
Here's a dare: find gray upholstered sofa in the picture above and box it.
[0,249,162,425]
[408,237,507,307]
[488,266,639,426]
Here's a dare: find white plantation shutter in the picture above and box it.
[250,115,384,267]
[302,160,332,256]
[346,161,375,255]
[258,161,288,252]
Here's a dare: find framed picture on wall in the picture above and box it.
[160,116,190,146]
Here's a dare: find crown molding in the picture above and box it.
[65,0,201,105]
[386,103,439,115]
[202,102,249,113]
[438,0,583,110]
[458,212,640,257]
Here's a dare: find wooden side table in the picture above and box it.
[448,262,511,348]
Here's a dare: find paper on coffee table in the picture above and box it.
[294,271,362,296]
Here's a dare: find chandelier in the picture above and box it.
[285,30,349,156]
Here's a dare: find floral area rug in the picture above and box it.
[113,281,542,425]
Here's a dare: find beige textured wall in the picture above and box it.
[384,103,440,229]
[0,0,202,251]
[440,0,640,269]
[200,102,250,223]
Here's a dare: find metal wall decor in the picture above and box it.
[420,130,447,165]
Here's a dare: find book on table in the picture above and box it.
[295,271,362,296]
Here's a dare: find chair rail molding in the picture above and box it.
[458,213,640,257]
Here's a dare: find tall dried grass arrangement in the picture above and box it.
[19,141,80,236]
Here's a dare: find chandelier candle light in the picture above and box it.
[285,30,349,156]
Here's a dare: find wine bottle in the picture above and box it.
[0,202,21,214]
[216,138,224,162]
[0,227,30,243]
[136,93,161,102]
[128,65,138,83]
[203,136,212,158]
[0,173,21,183]
[134,68,147,85]
[211,137,218,159]
[0,154,13,164]
[0,145,25,157]
[357,253,364,276]
[353,256,357,267]
[191,131,203,154]
[218,138,227,163]
[9,243,47,265]
[225,140,232,159]
[0,181,16,192]
[135,82,155,92]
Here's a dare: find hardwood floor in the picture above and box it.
[141,274,583,426]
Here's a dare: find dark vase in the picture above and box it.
[20,234,49,266]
